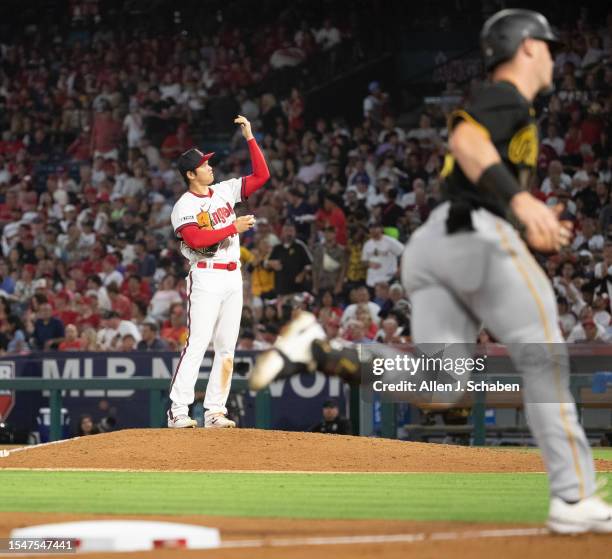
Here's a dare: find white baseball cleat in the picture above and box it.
[249,312,325,390]
[204,414,236,429]
[167,414,197,429]
[547,495,612,534]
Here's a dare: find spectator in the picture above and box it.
[577,318,607,343]
[594,241,612,280]
[558,297,578,339]
[80,327,102,351]
[315,193,347,246]
[362,81,388,124]
[572,218,605,252]
[107,283,132,320]
[28,303,65,350]
[160,303,188,350]
[248,238,276,302]
[341,286,381,326]
[76,415,100,437]
[149,274,182,322]
[99,255,124,288]
[268,222,312,295]
[315,19,341,51]
[354,304,378,340]
[120,334,137,352]
[567,308,611,343]
[123,103,145,149]
[375,316,407,343]
[58,324,84,351]
[312,226,347,295]
[361,223,404,288]
[541,124,565,156]
[97,311,141,350]
[90,103,122,160]
[406,114,439,147]
[296,153,325,184]
[134,242,157,279]
[310,399,351,435]
[315,290,343,324]
[236,329,269,350]
[5,315,29,354]
[282,88,305,132]
[161,123,194,160]
[137,322,168,351]
[541,160,572,195]
[75,296,102,331]
[286,189,315,240]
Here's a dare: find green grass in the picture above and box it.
[3,471,612,523]
[588,448,612,461]
[493,447,612,461]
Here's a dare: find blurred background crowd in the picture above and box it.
[0,0,610,357]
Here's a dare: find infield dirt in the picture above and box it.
[2,428,612,472]
[3,430,612,558]
[1,512,611,559]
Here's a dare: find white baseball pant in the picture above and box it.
[169,266,243,420]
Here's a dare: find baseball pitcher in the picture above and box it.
[168,115,269,428]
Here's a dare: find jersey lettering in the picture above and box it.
[508,124,538,167]
[211,202,235,225]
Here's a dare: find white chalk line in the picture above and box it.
[0,467,552,474]
[218,527,550,549]
[0,437,80,458]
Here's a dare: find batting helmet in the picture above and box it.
[480,9,561,71]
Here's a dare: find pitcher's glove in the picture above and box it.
[193,243,220,257]
[182,240,219,258]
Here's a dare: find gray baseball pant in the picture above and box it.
[401,202,596,502]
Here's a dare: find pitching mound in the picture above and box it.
[2,429,612,472]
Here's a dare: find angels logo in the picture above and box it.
[196,209,213,230]
[0,361,15,421]
[197,202,235,230]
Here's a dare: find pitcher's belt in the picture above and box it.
[196,261,238,271]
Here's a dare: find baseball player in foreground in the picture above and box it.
[168,115,269,428]
[250,10,612,534]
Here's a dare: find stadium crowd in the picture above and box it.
[0,5,611,355]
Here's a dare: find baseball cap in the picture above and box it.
[177,148,214,180]
[322,399,339,408]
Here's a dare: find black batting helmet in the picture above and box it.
[480,9,561,71]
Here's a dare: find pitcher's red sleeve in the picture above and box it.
[178,223,238,248]
[241,138,270,199]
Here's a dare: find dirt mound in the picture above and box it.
[2,429,611,472]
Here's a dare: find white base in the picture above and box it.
[11,520,221,552]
